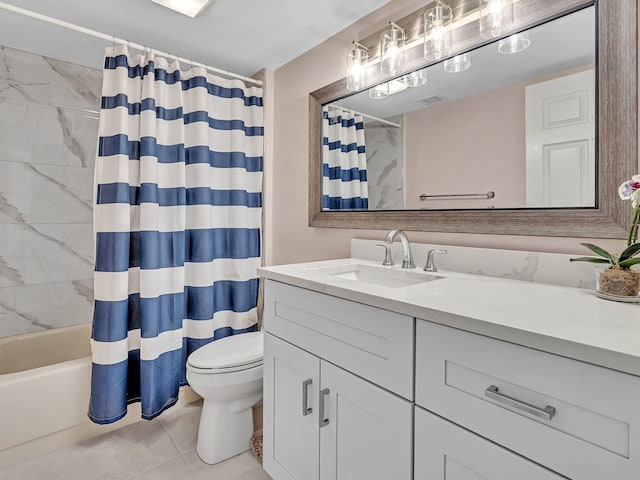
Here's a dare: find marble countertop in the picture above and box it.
[258,258,640,377]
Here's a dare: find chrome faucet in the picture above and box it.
[378,229,416,269]
[424,249,447,272]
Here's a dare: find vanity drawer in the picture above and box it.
[415,407,565,479]
[263,280,414,399]
[416,320,640,480]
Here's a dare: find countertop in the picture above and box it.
[258,258,640,377]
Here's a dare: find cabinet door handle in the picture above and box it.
[319,388,330,428]
[485,385,556,421]
[302,379,313,416]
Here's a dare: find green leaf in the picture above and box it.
[579,243,614,260]
[619,242,640,262]
[618,258,640,268]
[569,257,612,264]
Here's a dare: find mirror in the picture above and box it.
[324,7,595,211]
[309,0,637,238]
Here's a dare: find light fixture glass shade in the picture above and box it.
[387,79,409,95]
[424,1,453,61]
[401,68,428,87]
[498,32,531,54]
[152,0,214,17]
[369,83,390,100]
[479,0,514,38]
[443,54,471,73]
[346,42,369,91]
[380,22,406,76]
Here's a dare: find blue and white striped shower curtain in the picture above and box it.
[322,107,368,210]
[89,46,263,424]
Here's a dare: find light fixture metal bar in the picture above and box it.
[0,1,263,86]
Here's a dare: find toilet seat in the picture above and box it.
[187,331,263,373]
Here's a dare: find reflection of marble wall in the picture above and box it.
[0,45,101,337]
[364,115,403,210]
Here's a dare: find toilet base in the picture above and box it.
[196,393,263,464]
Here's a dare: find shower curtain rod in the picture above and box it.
[0,1,263,86]
[327,104,401,128]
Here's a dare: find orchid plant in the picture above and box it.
[570,175,640,269]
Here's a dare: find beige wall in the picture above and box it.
[404,82,525,209]
[267,0,636,266]
[403,65,594,210]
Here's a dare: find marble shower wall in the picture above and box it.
[0,45,101,337]
[365,115,404,210]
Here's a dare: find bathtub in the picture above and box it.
[0,323,200,468]
[0,324,93,453]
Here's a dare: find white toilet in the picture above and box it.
[186,331,264,464]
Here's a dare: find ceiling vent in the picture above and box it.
[420,95,448,106]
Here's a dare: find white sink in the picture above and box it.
[312,264,443,289]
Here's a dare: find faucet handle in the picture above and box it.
[424,249,447,272]
[376,243,394,266]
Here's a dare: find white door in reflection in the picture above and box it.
[525,69,596,207]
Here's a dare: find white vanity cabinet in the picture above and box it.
[414,407,565,480]
[262,280,414,480]
[415,320,640,480]
[261,267,640,480]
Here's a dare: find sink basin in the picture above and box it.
[313,264,443,289]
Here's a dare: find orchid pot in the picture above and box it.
[594,264,640,297]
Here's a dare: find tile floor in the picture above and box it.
[0,401,272,480]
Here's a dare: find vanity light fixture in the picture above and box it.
[369,83,390,99]
[380,22,406,76]
[151,0,214,18]
[498,32,531,54]
[401,68,428,87]
[443,53,471,73]
[368,79,408,100]
[346,42,370,91]
[479,0,514,38]
[387,79,408,94]
[424,0,453,61]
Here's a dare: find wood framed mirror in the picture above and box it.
[309,0,637,238]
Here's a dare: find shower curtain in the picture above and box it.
[322,107,368,210]
[89,46,263,424]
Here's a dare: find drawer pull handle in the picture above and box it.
[302,379,313,416]
[485,385,556,421]
[319,388,330,428]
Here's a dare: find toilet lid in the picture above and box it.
[187,332,263,370]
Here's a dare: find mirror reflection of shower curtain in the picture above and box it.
[89,46,263,424]
[322,107,369,210]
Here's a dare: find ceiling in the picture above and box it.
[338,6,595,119]
[0,0,391,75]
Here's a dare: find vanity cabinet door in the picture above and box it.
[319,361,413,480]
[264,333,320,480]
[415,407,565,480]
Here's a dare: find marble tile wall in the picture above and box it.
[0,45,100,337]
[364,115,404,210]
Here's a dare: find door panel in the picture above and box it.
[319,361,412,480]
[526,69,595,207]
[264,333,320,480]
